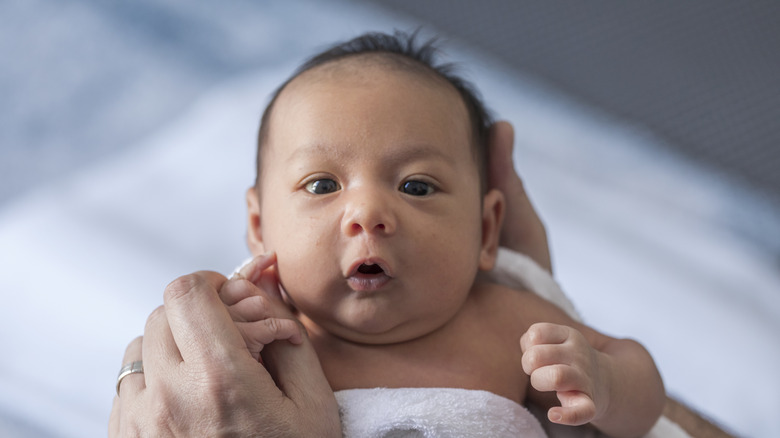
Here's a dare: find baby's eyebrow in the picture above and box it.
[287,142,456,166]
[385,143,455,166]
[286,143,349,163]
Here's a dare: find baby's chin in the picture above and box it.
[302,309,452,346]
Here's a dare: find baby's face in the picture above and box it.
[249,62,496,344]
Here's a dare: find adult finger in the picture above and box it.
[117,336,145,398]
[262,329,335,408]
[487,120,517,190]
[163,271,248,364]
[109,336,143,437]
[220,277,263,307]
[108,394,120,437]
[142,304,183,383]
[487,121,552,272]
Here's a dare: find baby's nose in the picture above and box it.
[342,190,396,236]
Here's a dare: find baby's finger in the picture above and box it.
[529,364,587,394]
[232,252,276,284]
[520,322,569,351]
[227,295,271,323]
[220,278,261,307]
[230,253,284,304]
[548,391,596,426]
[236,318,303,361]
[521,344,570,375]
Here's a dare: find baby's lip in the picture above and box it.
[346,258,393,292]
[346,258,393,278]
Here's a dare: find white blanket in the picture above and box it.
[336,388,546,438]
[330,248,689,438]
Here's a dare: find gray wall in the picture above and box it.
[367,0,780,206]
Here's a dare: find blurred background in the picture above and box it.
[1,1,778,436]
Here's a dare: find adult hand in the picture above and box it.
[108,267,341,437]
[488,121,552,272]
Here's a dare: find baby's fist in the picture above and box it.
[520,323,604,426]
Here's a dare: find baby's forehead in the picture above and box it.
[254,42,490,191]
[266,58,469,144]
[255,53,485,188]
[286,53,456,98]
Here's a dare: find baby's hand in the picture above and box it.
[220,253,303,362]
[520,322,607,426]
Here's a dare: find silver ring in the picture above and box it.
[116,360,144,396]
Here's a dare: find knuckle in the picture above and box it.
[164,274,203,302]
[196,367,241,414]
[548,365,567,387]
[266,317,300,341]
[145,305,166,330]
[265,317,283,335]
[522,348,540,370]
[527,322,550,342]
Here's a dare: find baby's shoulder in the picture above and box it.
[469,281,542,310]
[467,281,574,330]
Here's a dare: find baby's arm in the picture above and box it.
[522,313,665,437]
[220,253,303,361]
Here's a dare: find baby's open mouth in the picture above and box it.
[357,263,384,275]
[347,260,392,292]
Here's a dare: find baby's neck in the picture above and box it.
[295,285,529,405]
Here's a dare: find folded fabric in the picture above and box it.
[336,387,546,438]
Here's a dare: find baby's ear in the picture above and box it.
[479,189,505,270]
[246,187,266,255]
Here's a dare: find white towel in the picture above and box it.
[335,387,546,438]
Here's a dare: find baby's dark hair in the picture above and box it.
[255,30,493,192]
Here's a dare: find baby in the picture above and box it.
[225,31,665,437]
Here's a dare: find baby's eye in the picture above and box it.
[305,178,340,195]
[400,180,434,197]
